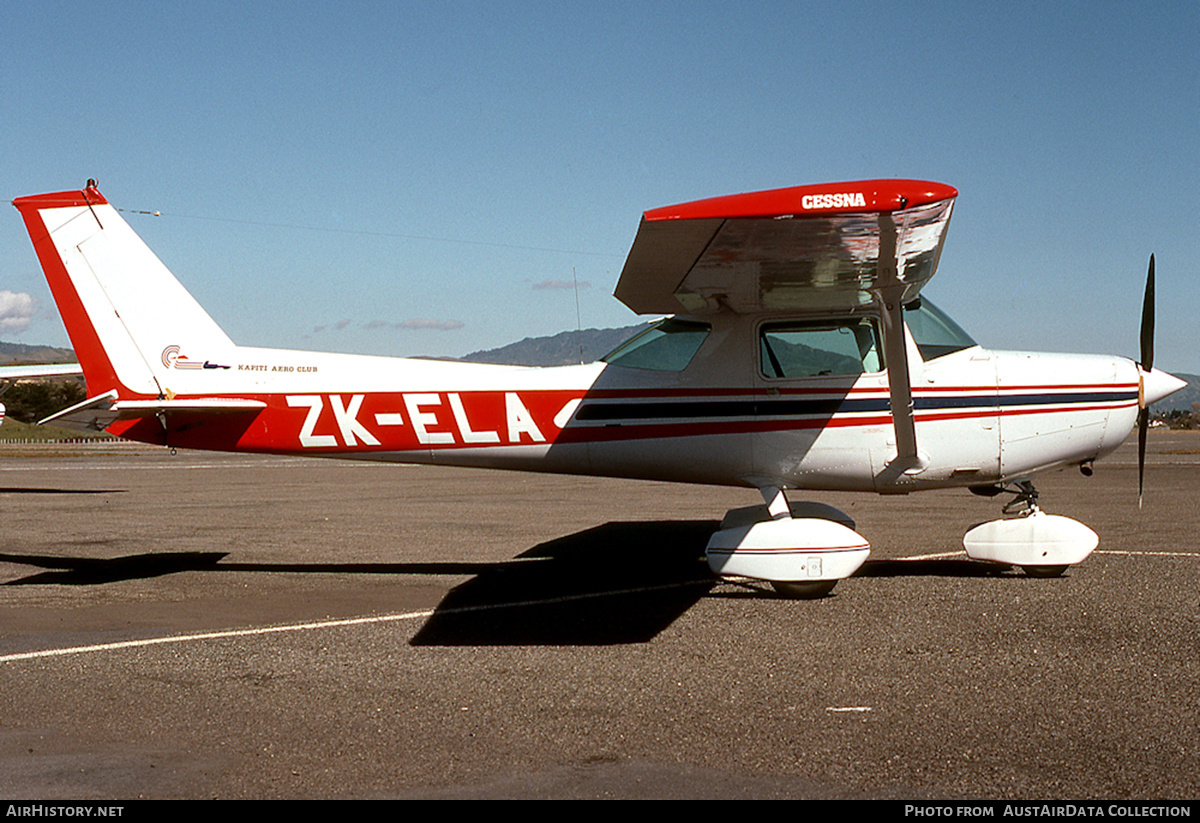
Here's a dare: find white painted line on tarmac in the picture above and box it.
[0,580,708,664]
[895,551,964,561]
[897,549,1200,561]
[0,610,434,663]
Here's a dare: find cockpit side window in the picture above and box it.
[903,298,977,361]
[759,318,883,379]
[601,318,711,372]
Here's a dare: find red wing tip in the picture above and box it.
[644,179,958,222]
[13,184,109,211]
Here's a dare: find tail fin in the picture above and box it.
[13,183,235,399]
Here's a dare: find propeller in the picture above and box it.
[1137,254,1155,508]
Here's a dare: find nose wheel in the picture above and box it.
[1000,481,1067,577]
[963,479,1098,576]
[1021,564,1069,578]
[1000,482,1068,575]
[1001,479,1040,516]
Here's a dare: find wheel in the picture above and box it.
[1022,565,1068,578]
[771,580,837,599]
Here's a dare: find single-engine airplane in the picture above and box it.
[13,179,1186,596]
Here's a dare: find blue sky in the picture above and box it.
[2,1,1197,373]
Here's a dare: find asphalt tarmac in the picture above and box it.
[1,431,1197,800]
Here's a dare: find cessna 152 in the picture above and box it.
[12,179,1185,596]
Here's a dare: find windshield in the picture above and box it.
[903,298,977,361]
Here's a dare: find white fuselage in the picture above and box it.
[116,309,1142,496]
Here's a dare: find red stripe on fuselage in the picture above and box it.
[108,383,1137,455]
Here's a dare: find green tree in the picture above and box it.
[1,378,86,424]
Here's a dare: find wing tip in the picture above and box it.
[644,179,957,222]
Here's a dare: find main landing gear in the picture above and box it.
[963,480,1098,577]
[705,487,871,599]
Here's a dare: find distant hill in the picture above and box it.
[461,324,649,367]
[0,341,76,365]
[1153,373,1200,413]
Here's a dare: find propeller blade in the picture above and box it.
[1140,254,1155,372]
[1137,254,1155,509]
[1138,407,1147,509]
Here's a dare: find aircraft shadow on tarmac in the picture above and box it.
[854,558,1019,578]
[0,487,122,495]
[0,551,228,585]
[1,523,1023,643]
[409,522,1026,646]
[411,520,720,646]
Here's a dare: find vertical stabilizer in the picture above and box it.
[14,184,236,398]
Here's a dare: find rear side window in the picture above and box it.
[760,318,883,379]
[602,318,711,372]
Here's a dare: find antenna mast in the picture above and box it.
[573,266,584,364]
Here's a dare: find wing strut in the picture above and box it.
[876,213,922,471]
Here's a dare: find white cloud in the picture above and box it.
[0,291,35,332]
[317,317,465,333]
[395,318,464,331]
[312,318,354,333]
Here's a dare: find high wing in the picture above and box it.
[615,179,957,467]
[615,179,957,315]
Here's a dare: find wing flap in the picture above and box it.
[615,180,957,315]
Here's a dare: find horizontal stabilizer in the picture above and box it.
[39,391,120,431]
[115,398,267,415]
[40,393,265,432]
